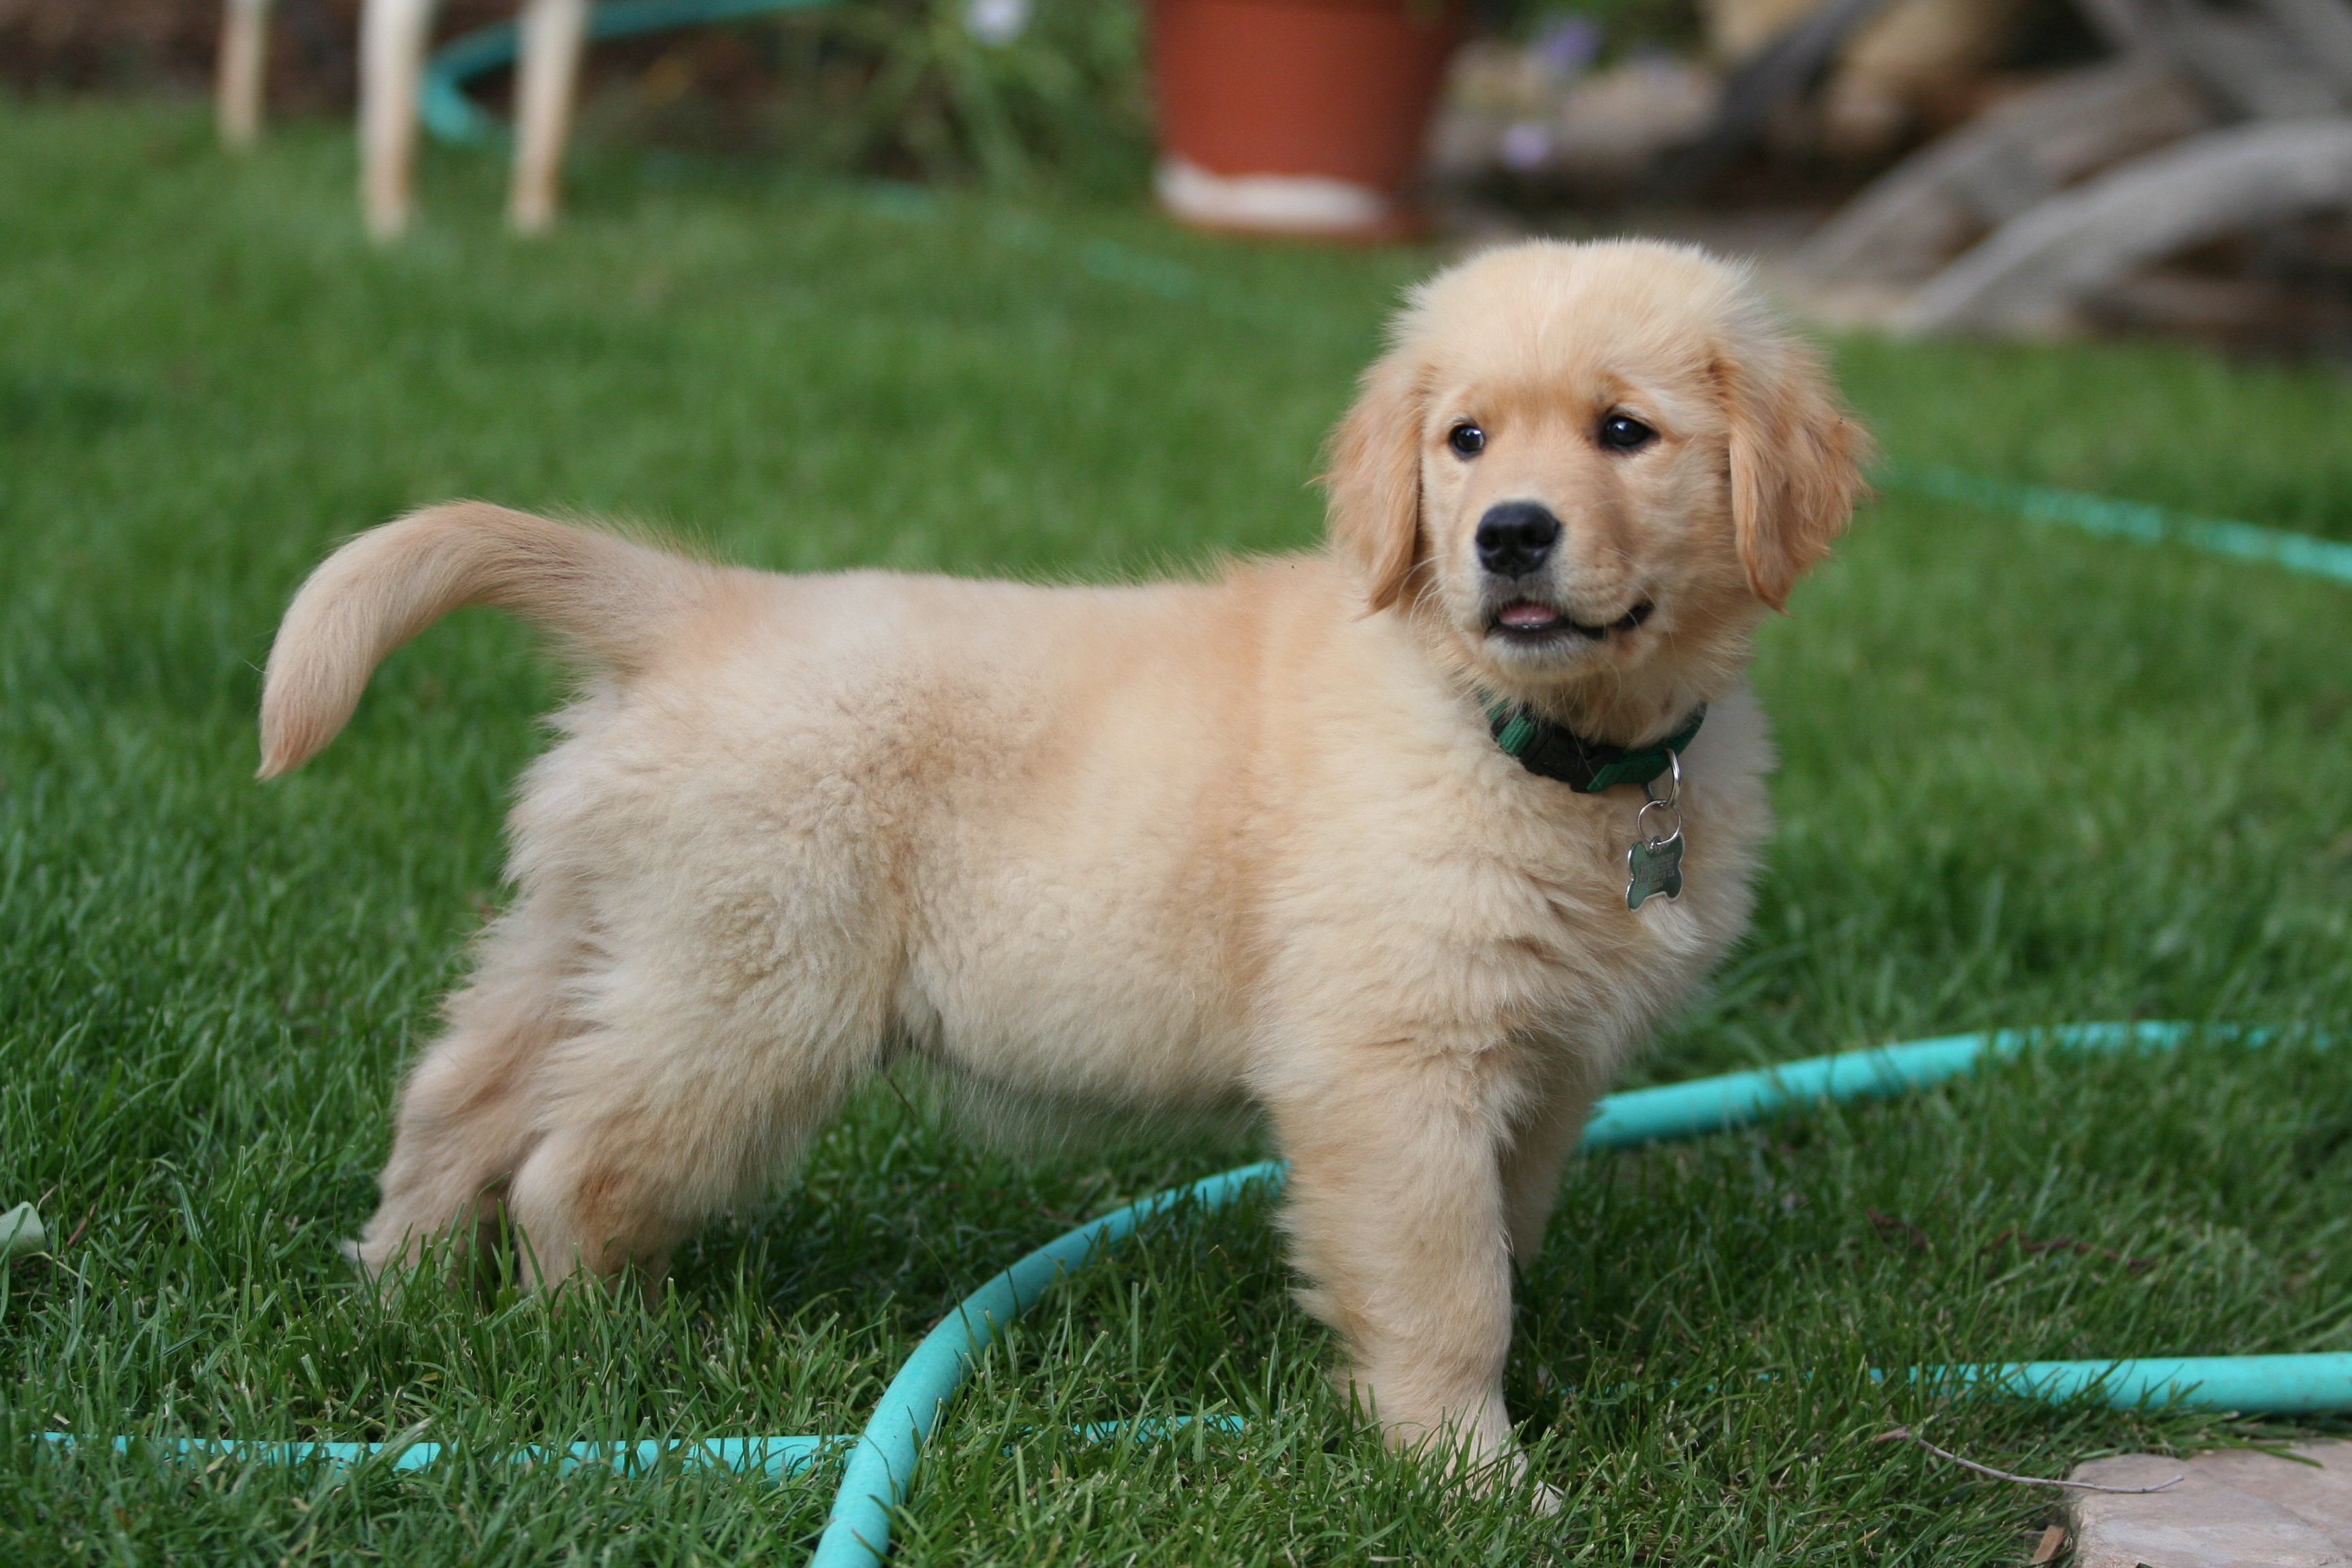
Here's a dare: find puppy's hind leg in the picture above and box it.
[352,913,584,1284]
[501,985,882,1294]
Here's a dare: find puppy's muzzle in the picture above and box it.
[1475,502,1561,581]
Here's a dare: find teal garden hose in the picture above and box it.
[1884,463,2352,586]
[421,0,830,147]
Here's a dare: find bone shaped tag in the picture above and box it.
[1626,832,1684,911]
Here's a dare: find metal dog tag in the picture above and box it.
[1626,832,1684,910]
[1625,750,1686,911]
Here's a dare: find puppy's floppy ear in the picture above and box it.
[1716,333,1872,612]
[1322,347,1428,612]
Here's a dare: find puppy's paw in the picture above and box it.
[342,1232,439,1305]
[341,1235,406,1305]
[342,1232,399,1278]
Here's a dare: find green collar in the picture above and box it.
[1480,696,1706,794]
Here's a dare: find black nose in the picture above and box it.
[1475,502,1561,578]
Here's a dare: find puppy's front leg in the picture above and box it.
[1500,1082,1601,1268]
[1271,1059,1522,1479]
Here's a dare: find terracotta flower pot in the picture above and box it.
[1149,0,1468,239]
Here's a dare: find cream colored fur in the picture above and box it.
[259,240,1867,1490]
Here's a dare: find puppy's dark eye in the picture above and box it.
[1598,414,1655,452]
[1447,422,1486,457]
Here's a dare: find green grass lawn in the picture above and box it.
[4,97,2351,1565]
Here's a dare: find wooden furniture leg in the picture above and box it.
[510,0,591,233]
[217,0,277,149]
[361,0,440,238]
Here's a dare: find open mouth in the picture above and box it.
[1490,599,1654,642]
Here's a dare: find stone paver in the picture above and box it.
[2067,1441,2352,1568]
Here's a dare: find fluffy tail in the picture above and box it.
[258,502,723,777]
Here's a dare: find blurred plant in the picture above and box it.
[586,0,1153,193]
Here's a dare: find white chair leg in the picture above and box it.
[509,0,591,234]
[217,0,276,149]
[360,0,440,238]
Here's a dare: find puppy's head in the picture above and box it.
[1324,240,1868,712]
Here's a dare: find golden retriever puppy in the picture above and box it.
[259,238,1865,1486]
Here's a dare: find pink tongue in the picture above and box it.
[1500,602,1561,630]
